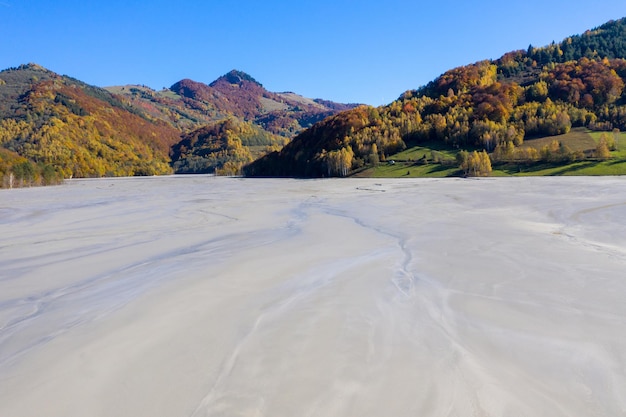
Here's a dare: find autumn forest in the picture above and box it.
[2,18,626,186]
[246,18,626,177]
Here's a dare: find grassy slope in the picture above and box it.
[360,128,626,178]
[522,128,597,153]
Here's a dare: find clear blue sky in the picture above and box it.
[1,1,626,105]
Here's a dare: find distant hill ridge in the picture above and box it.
[0,65,357,185]
[168,69,357,135]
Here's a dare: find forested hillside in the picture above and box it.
[170,118,287,175]
[0,64,180,187]
[246,18,626,177]
[0,66,355,186]
[3,18,626,185]
[110,70,356,175]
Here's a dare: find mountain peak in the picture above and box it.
[210,70,262,87]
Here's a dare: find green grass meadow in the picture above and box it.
[359,128,626,178]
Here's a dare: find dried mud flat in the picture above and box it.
[1,176,625,417]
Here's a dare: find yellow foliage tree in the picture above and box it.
[461,150,492,177]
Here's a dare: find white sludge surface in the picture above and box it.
[1,176,626,416]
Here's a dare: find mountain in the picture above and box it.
[106,70,357,175]
[104,70,358,176]
[245,18,626,177]
[107,70,358,138]
[0,64,181,186]
[4,18,626,184]
[0,66,357,185]
[169,70,358,136]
